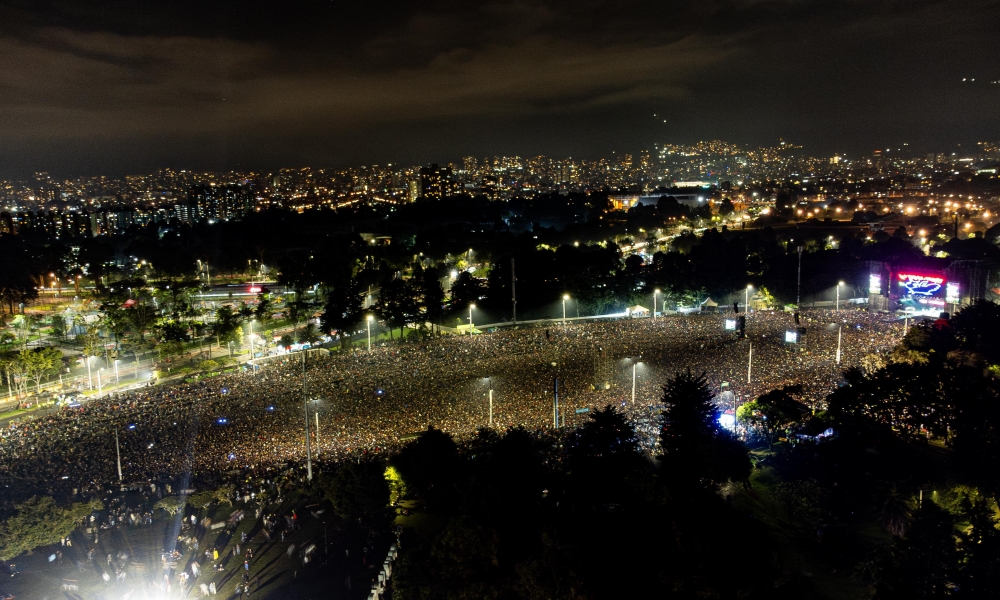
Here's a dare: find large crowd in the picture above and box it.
[0,309,902,505]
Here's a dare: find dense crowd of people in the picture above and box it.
[0,309,901,505]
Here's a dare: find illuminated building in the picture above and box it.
[419,164,454,200]
[188,184,254,222]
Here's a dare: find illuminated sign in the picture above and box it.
[869,273,881,295]
[946,282,960,303]
[785,330,799,343]
[897,273,944,297]
[249,286,262,294]
[724,319,737,331]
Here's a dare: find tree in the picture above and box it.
[718,198,735,217]
[297,322,321,345]
[254,293,273,325]
[737,385,806,446]
[49,314,68,338]
[186,490,217,510]
[0,354,20,399]
[376,277,420,340]
[566,406,654,509]
[19,347,61,393]
[213,306,243,349]
[391,427,462,511]
[869,501,959,599]
[127,300,157,340]
[154,496,188,516]
[321,280,366,349]
[324,460,391,526]
[876,485,913,538]
[0,496,104,561]
[417,266,445,334]
[659,370,750,490]
[156,320,190,342]
[213,484,234,506]
[0,252,38,314]
[238,302,254,322]
[449,271,486,309]
[957,496,1000,597]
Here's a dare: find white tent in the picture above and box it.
[627,305,650,316]
[701,297,719,307]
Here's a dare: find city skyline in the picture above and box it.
[0,1,998,178]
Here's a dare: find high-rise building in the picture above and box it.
[187,184,254,222]
[419,164,454,200]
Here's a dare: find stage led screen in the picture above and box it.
[869,273,881,295]
[897,272,946,307]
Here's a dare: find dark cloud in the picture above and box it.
[0,0,997,177]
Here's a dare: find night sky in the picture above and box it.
[0,0,998,178]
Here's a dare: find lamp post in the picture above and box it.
[366,315,373,350]
[654,289,660,319]
[315,410,320,446]
[468,303,475,334]
[745,284,753,314]
[114,359,119,386]
[631,360,640,404]
[836,325,842,364]
[115,428,123,482]
[302,352,312,481]
[562,294,569,326]
[487,377,493,427]
[97,368,103,398]
[836,281,844,312]
[86,355,93,390]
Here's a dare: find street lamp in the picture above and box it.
[367,315,374,350]
[247,320,255,366]
[486,377,493,427]
[630,358,642,404]
[468,303,475,334]
[836,281,844,312]
[562,294,569,326]
[745,284,753,314]
[114,359,119,386]
[654,289,660,319]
